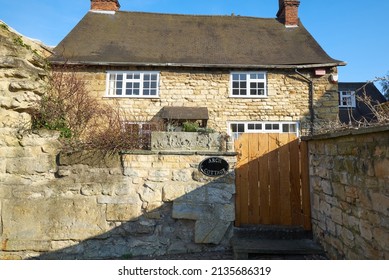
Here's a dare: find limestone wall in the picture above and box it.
[307,126,389,259]
[1,150,236,259]
[73,66,339,135]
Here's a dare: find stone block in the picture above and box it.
[206,187,233,204]
[172,169,192,182]
[162,183,186,202]
[370,191,389,216]
[97,195,140,205]
[2,198,108,240]
[172,202,213,220]
[194,219,231,244]
[2,240,51,252]
[148,170,171,182]
[374,158,389,178]
[359,219,373,241]
[80,183,102,196]
[106,204,142,222]
[331,207,343,225]
[321,179,332,195]
[5,156,55,175]
[215,204,235,222]
[59,151,121,168]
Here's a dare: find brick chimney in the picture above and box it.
[90,0,120,12]
[277,0,300,27]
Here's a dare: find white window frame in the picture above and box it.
[339,91,356,108]
[106,71,160,98]
[230,71,267,98]
[227,121,299,140]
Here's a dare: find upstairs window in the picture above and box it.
[106,71,160,98]
[230,72,267,98]
[339,91,356,108]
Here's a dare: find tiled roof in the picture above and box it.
[51,11,344,68]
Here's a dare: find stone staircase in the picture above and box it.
[231,225,326,259]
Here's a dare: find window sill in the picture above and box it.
[229,95,268,99]
[104,96,160,99]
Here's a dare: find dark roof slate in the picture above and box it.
[51,11,344,68]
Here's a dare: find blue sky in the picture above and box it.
[1,0,388,85]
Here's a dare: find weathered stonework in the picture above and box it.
[307,126,389,259]
[71,66,339,135]
[0,149,236,259]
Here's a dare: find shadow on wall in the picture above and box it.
[7,151,236,260]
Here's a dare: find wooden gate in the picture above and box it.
[235,133,311,230]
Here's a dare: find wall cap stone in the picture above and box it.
[302,124,389,141]
[120,150,237,156]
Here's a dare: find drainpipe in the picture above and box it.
[295,69,314,136]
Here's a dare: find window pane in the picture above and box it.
[126,89,132,95]
[233,89,239,95]
[150,90,157,96]
[151,82,157,89]
[265,124,272,130]
[273,124,279,130]
[134,74,140,79]
[248,124,255,130]
[240,89,247,95]
[255,124,262,130]
[231,124,237,132]
[238,124,245,132]
[283,124,289,132]
[143,90,150,95]
[233,82,239,88]
[133,89,140,95]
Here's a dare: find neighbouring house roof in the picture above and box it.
[338,82,387,123]
[50,11,345,68]
[161,107,209,120]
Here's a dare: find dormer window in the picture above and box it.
[106,71,160,98]
[339,91,356,108]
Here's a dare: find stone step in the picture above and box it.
[231,237,325,260]
[233,225,312,240]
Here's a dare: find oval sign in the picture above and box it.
[199,157,229,177]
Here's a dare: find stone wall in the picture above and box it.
[307,126,389,259]
[72,66,339,135]
[1,150,236,260]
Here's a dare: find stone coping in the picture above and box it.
[302,124,389,141]
[120,150,237,156]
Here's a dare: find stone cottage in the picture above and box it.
[50,0,345,140]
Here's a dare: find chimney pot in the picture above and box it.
[90,0,120,12]
[277,0,300,27]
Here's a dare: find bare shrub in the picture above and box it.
[33,65,160,153]
[314,78,389,135]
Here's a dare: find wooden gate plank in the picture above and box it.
[258,135,270,224]
[268,134,281,224]
[279,134,292,225]
[248,134,260,224]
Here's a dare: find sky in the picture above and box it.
[1,0,388,86]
